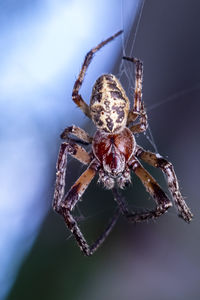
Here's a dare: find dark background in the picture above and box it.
[1,0,200,299]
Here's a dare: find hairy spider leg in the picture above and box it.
[117,157,172,222]
[112,187,129,215]
[60,125,93,145]
[53,142,121,255]
[135,146,193,222]
[72,30,123,119]
[57,159,98,255]
[123,56,147,133]
[54,125,93,210]
[53,141,91,211]
[123,56,143,114]
[86,207,120,255]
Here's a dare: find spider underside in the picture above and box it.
[53,30,193,256]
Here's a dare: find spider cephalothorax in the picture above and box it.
[53,30,193,256]
[93,128,135,189]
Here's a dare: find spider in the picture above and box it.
[53,30,193,256]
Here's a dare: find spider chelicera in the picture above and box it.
[53,30,193,256]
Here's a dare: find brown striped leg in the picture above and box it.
[112,187,129,215]
[72,30,123,119]
[123,57,144,113]
[56,160,98,255]
[135,146,193,222]
[60,125,92,144]
[123,56,148,132]
[54,153,120,255]
[53,141,92,212]
[86,207,120,255]
[123,158,172,223]
[123,57,143,114]
[128,109,148,134]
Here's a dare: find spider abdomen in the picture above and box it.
[92,128,135,176]
[90,74,130,133]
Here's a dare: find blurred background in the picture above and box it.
[1,0,200,299]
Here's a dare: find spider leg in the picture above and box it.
[123,56,148,132]
[60,125,93,144]
[135,146,193,222]
[123,56,143,114]
[72,30,123,119]
[53,141,92,211]
[86,207,121,255]
[56,159,98,255]
[128,110,148,134]
[121,158,172,223]
[112,187,129,215]
[53,145,120,256]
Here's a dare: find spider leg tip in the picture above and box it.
[178,212,193,223]
[116,29,123,35]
